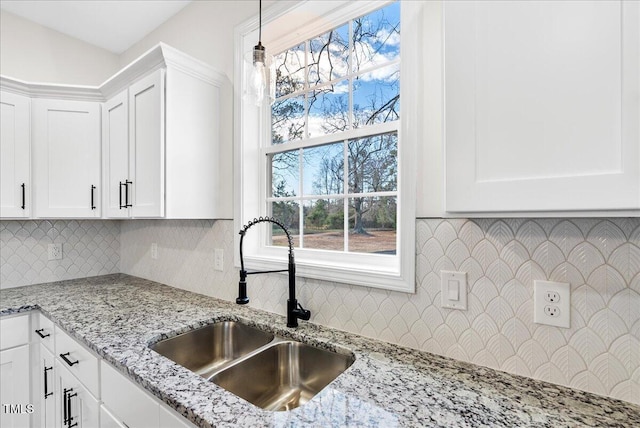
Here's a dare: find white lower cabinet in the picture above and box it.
[38,345,56,428]
[100,361,196,428]
[0,345,31,428]
[0,313,31,428]
[54,361,100,428]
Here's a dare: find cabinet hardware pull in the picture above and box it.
[125,180,133,208]
[119,181,125,209]
[35,328,50,338]
[21,183,26,209]
[60,352,79,366]
[44,366,53,399]
[91,185,96,210]
[63,388,69,424]
[64,387,78,427]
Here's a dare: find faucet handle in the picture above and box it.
[295,303,311,321]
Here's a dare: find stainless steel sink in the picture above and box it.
[151,321,354,411]
[210,340,354,411]
[150,321,274,379]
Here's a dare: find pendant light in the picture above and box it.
[250,0,270,106]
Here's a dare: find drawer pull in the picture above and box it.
[60,352,79,367]
[44,366,53,399]
[64,387,78,428]
[35,328,50,338]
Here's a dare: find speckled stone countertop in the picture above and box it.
[1,274,638,427]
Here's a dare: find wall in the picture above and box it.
[120,218,640,405]
[0,220,120,289]
[0,11,119,85]
[119,1,281,81]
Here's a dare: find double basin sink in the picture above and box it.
[150,321,354,411]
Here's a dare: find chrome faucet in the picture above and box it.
[237,217,311,328]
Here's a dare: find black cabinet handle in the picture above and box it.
[63,387,77,427]
[35,328,50,339]
[91,185,96,210]
[125,180,132,208]
[44,366,53,399]
[59,352,79,367]
[63,388,69,424]
[119,181,125,209]
[21,183,26,209]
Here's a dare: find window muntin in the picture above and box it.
[267,0,400,256]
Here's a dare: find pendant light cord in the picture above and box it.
[259,0,262,42]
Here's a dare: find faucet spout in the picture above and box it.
[237,217,311,328]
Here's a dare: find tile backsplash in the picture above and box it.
[120,217,639,405]
[2,217,638,404]
[0,220,120,288]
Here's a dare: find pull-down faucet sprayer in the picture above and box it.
[237,217,311,328]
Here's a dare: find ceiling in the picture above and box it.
[0,0,193,54]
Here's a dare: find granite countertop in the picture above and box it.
[1,274,638,427]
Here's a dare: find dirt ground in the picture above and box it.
[272,229,396,253]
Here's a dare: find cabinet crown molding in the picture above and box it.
[0,43,230,101]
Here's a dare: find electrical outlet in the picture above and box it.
[534,280,570,328]
[151,243,158,260]
[214,249,224,271]
[544,291,561,303]
[544,305,560,317]
[47,243,63,260]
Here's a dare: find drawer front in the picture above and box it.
[0,313,30,350]
[34,312,55,352]
[101,361,159,428]
[55,326,100,397]
[100,405,128,428]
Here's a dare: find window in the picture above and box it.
[236,0,418,292]
[269,2,400,255]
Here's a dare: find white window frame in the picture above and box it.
[234,0,419,293]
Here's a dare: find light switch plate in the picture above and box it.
[214,249,224,271]
[441,271,467,310]
[534,280,570,328]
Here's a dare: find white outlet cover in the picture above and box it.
[534,280,570,328]
[47,243,62,260]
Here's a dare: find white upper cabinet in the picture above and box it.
[128,70,165,218]
[103,46,231,219]
[0,91,30,218]
[103,89,129,218]
[32,98,101,218]
[1,43,232,220]
[444,0,639,214]
[104,70,165,219]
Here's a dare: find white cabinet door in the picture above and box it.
[54,361,99,428]
[0,91,30,218]
[444,1,639,213]
[129,69,165,218]
[0,345,31,428]
[103,89,130,218]
[32,99,101,218]
[38,345,56,428]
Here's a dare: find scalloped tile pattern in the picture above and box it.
[119,218,640,405]
[0,220,120,288]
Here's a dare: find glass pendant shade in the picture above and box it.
[251,42,268,106]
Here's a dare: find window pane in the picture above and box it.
[272,96,305,144]
[308,81,349,138]
[353,63,400,127]
[348,132,398,194]
[303,143,344,196]
[348,196,396,254]
[303,199,344,251]
[270,201,300,248]
[274,43,306,97]
[353,2,400,72]
[271,151,299,197]
[308,24,349,87]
